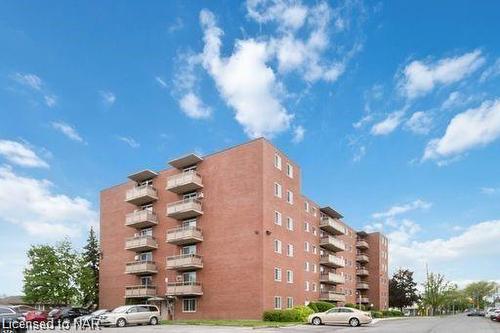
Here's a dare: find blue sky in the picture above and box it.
[1,0,499,295]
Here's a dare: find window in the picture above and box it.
[312,283,317,292]
[304,222,310,232]
[287,244,294,257]
[181,245,196,255]
[287,190,294,204]
[274,211,282,226]
[183,191,198,200]
[304,201,310,212]
[274,267,282,281]
[287,297,294,309]
[182,218,197,228]
[286,217,294,231]
[183,298,196,312]
[304,241,310,252]
[274,154,282,170]
[304,261,310,272]
[312,207,317,216]
[312,227,317,236]
[286,163,293,178]
[312,264,317,273]
[140,276,152,286]
[183,271,196,282]
[274,183,282,198]
[138,251,153,261]
[312,246,317,254]
[274,239,282,254]
[305,281,310,291]
[274,296,282,309]
[138,228,153,236]
[286,270,294,283]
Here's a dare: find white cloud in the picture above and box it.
[370,111,404,136]
[168,17,184,33]
[398,50,485,99]
[292,125,305,143]
[117,136,140,148]
[51,121,85,143]
[352,145,366,162]
[480,58,500,82]
[423,99,500,161]
[0,140,49,168]
[0,166,97,238]
[353,115,373,129]
[155,76,167,88]
[372,199,432,219]
[44,95,57,107]
[99,90,116,106]
[480,187,499,195]
[405,111,433,135]
[10,72,57,107]
[179,92,212,119]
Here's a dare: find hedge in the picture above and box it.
[307,301,335,313]
[381,310,403,317]
[263,306,314,322]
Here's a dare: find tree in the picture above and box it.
[77,227,100,307]
[464,281,498,309]
[442,284,470,313]
[389,268,420,311]
[421,271,449,316]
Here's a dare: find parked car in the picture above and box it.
[486,308,499,318]
[0,305,24,318]
[24,310,48,323]
[490,310,500,322]
[0,306,27,332]
[48,307,91,325]
[99,305,160,327]
[308,306,372,327]
[466,309,485,316]
[74,309,108,326]
[10,306,36,316]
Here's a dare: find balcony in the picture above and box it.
[320,272,345,284]
[167,226,203,245]
[125,210,158,229]
[125,185,158,206]
[124,285,156,298]
[319,291,346,302]
[320,254,345,268]
[356,240,369,249]
[320,235,346,252]
[359,297,370,303]
[320,217,346,235]
[356,268,369,276]
[166,171,203,194]
[167,198,203,220]
[166,254,203,271]
[165,282,203,296]
[356,254,369,263]
[356,282,370,290]
[125,261,158,275]
[125,235,158,252]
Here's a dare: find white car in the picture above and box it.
[485,308,499,318]
[308,307,372,327]
[99,305,160,327]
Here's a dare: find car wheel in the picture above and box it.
[149,317,159,325]
[349,318,360,327]
[311,317,322,325]
[116,318,127,327]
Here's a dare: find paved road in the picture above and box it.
[29,315,500,333]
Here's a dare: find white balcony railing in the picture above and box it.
[166,171,203,194]
[166,198,203,220]
[125,235,158,251]
[166,282,203,296]
[320,254,345,268]
[125,210,158,228]
[125,185,158,205]
[125,260,158,274]
[124,285,156,298]
[320,235,346,252]
[166,254,203,271]
[167,226,203,245]
[320,217,346,235]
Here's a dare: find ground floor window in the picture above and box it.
[183,298,196,312]
[287,297,293,309]
[274,296,282,309]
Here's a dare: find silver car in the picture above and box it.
[100,305,160,327]
[308,307,372,327]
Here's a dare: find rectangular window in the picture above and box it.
[183,298,196,312]
[312,227,317,236]
[274,239,282,254]
[274,267,282,281]
[312,283,317,292]
[304,201,309,212]
[312,246,317,254]
[286,163,293,178]
[182,218,197,228]
[138,252,153,261]
[287,297,294,309]
[312,264,317,273]
[305,281,310,291]
[274,211,282,226]
[286,217,294,231]
[274,183,282,198]
[304,241,310,252]
[274,296,282,310]
[287,190,294,204]
[138,228,153,237]
[286,270,294,283]
[312,207,317,216]
[274,154,282,170]
[304,222,310,232]
[304,261,310,272]
[181,245,196,255]
[182,271,196,282]
[287,244,294,257]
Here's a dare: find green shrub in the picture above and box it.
[345,303,356,308]
[293,306,314,321]
[262,306,314,322]
[371,311,383,318]
[307,301,335,313]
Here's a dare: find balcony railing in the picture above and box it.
[124,285,156,298]
[125,210,158,228]
[319,291,346,302]
[359,297,370,303]
[167,226,203,245]
[356,268,369,276]
[125,235,158,251]
[320,254,345,268]
[166,198,203,220]
[320,272,345,284]
[320,235,346,252]
[356,254,369,263]
[125,185,158,206]
[166,282,203,296]
[356,240,369,249]
[166,254,203,271]
[320,217,346,235]
[166,171,203,194]
[125,260,158,275]
[356,282,370,289]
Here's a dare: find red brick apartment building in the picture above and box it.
[100,138,389,320]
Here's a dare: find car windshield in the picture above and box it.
[112,306,129,313]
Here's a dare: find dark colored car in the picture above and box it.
[0,306,27,333]
[48,307,91,325]
[491,311,500,322]
[24,310,48,323]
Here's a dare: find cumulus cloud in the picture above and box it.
[117,136,140,148]
[179,92,212,119]
[404,111,433,135]
[0,166,97,238]
[372,199,432,219]
[51,121,85,143]
[370,111,404,136]
[423,99,500,161]
[0,140,49,168]
[398,50,485,99]
[99,90,116,106]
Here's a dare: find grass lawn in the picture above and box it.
[161,319,302,327]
